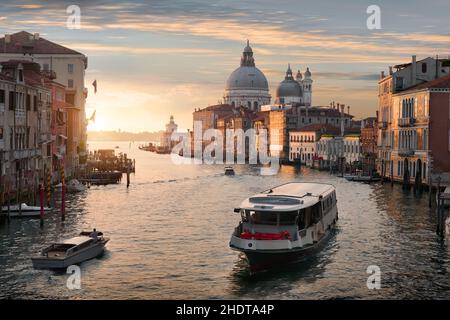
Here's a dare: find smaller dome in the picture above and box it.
[276,65,302,98]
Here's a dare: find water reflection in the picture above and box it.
[0,141,449,299]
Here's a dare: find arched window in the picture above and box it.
[254,101,258,110]
[231,101,235,107]
[247,101,251,109]
[422,63,427,73]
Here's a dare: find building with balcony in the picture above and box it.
[377,55,450,181]
[0,31,88,171]
[383,72,450,185]
[289,124,339,166]
[0,60,52,200]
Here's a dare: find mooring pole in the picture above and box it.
[126,162,130,188]
[61,166,65,221]
[6,185,10,224]
[47,169,51,208]
[40,183,44,227]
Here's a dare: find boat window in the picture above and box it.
[312,203,322,223]
[244,210,298,226]
[298,209,306,230]
[278,211,299,225]
[248,210,278,225]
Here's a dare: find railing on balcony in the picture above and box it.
[378,121,388,129]
[398,149,415,157]
[398,117,415,127]
[42,70,57,80]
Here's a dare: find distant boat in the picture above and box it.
[31,231,109,269]
[224,166,235,176]
[66,179,87,193]
[1,203,51,217]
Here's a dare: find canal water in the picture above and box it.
[0,141,449,299]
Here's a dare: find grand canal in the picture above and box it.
[0,141,449,299]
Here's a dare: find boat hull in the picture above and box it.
[232,229,334,272]
[32,241,108,269]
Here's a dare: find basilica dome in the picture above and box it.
[223,41,271,110]
[225,66,269,91]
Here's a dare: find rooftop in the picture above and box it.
[0,31,84,55]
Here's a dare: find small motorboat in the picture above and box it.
[344,170,381,183]
[224,166,235,176]
[31,231,109,269]
[66,179,87,193]
[1,203,51,217]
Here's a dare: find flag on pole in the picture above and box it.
[89,110,96,123]
[92,80,97,94]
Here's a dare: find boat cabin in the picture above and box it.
[234,182,337,242]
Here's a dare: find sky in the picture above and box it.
[1,0,450,132]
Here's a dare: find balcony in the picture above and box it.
[42,70,57,80]
[11,149,41,159]
[398,149,415,157]
[378,121,388,129]
[398,117,415,127]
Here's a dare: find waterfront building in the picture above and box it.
[288,124,339,166]
[316,126,361,170]
[223,41,270,110]
[360,116,378,175]
[44,77,68,180]
[389,74,450,185]
[0,60,52,199]
[377,56,450,178]
[0,31,89,173]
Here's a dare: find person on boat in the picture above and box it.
[89,228,98,241]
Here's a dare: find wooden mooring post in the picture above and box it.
[61,166,66,221]
[39,184,44,227]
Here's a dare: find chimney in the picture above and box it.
[381,71,385,79]
[347,105,350,115]
[411,55,417,86]
[34,33,40,40]
[435,54,439,79]
[389,66,393,75]
[5,34,10,43]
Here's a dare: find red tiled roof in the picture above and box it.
[195,104,234,112]
[292,124,340,134]
[405,73,450,91]
[0,31,84,55]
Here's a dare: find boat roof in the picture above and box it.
[61,236,92,246]
[239,182,335,212]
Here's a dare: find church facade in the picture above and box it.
[223,41,313,111]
